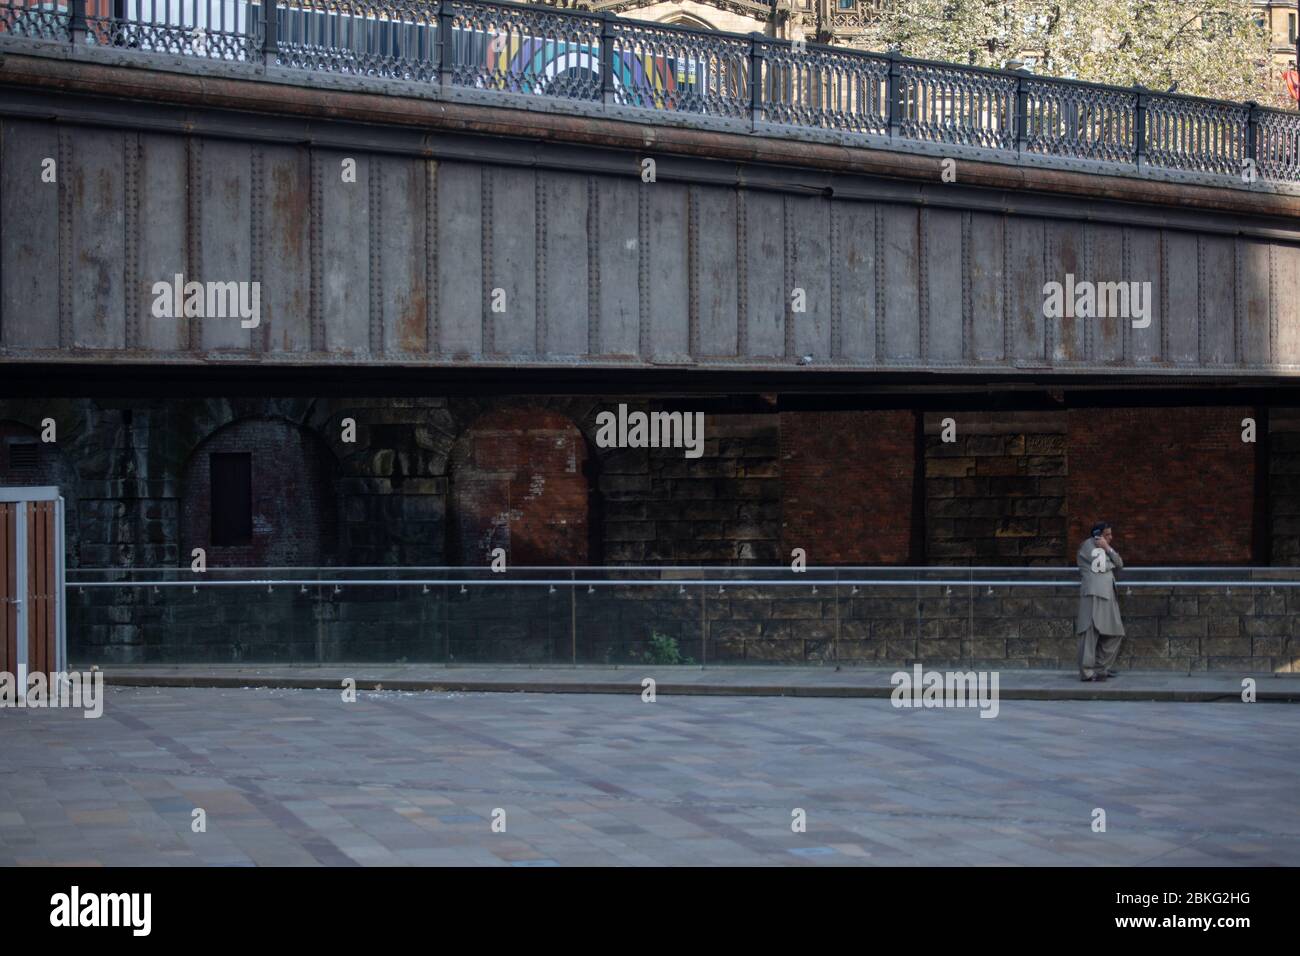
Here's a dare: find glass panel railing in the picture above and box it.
[65,565,1300,671]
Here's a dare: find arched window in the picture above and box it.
[663,13,717,31]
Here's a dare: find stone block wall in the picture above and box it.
[602,410,781,564]
[923,411,1066,565]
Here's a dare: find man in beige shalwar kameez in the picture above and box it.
[1077,522,1125,682]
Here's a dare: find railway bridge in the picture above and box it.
[4,0,1300,670]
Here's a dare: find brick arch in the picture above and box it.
[449,407,595,566]
[181,417,340,567]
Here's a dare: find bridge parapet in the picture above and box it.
[2,0,1298,191]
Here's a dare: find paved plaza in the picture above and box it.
[2,687,1298,866]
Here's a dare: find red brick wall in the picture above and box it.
[1066,407,1257,564]
[449,407,590,566]
[779,410,916,563]
[181,418,338,566]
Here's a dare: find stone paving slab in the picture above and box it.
[2,686,1298,866]
[89,664,1300,701]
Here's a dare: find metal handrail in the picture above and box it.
[64,563,1298,571]
[1,0,1293,184]
[67,577,1300,589]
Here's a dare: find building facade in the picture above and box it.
[1257,0,1299,75]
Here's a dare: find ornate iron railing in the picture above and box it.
[1257,106,1300,182]
[3,0,1298,185]
[756,39,887,133]
[896,59,1017,150]
[607,17,748,115]
[0,0,69,40]
[82,0,259,61]
[1023,77,1135,163]
[446,0,600,99]
[1144,93,1250,176]
[274,0,438,80]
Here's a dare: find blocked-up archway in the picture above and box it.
[181,418,339,566]
[0,421,75,492]
[450,408,592,566]
[0,420,80,566]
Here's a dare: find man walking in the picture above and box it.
[1076,522,1125,682]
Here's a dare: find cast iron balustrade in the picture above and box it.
[895,58,1017,151]
[446,0,601,99]
[1023,77,1136,163]
[756,38,887,133]
[275,0,438,79]
[1258,106,1300,181]
[605,17,749,116]
[2,0,1299,185]
[81,0,259,60]
[1145,93,1250,176]
[0,0,69,39]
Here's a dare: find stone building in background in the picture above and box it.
[1256,0,1300,76]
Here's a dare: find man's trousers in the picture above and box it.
[1077,623,1123,680]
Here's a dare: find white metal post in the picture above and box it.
[13,502,26,703]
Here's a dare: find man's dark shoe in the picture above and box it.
[1081,674,1107,682]
[1104,670,1119,678]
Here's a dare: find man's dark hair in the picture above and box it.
[1090,522,1111,538]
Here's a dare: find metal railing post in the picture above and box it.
[601,12,616,108]
[68,0,86,47]
[439,1,457,93]
[1134,84,1148,170]
[1014,69,1029,157]
[262,0,278,69]
[833,568,840,665]
[570,569,577,664]
[749,32,764,130]
[700,583,707,667]
[887,49,902,140]
[1246,100,1259,178]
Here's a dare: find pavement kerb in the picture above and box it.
[94,672,1300,702]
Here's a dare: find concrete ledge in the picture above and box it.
[91,664,1300,702]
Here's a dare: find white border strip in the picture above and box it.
[14,503,27,703]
